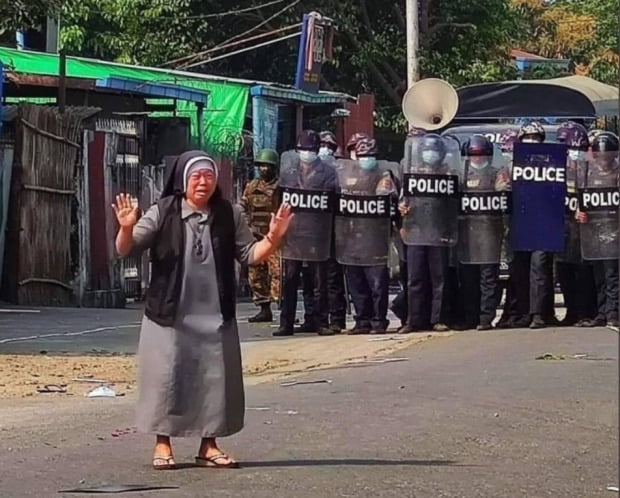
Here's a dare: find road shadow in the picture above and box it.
[239,458,469,468]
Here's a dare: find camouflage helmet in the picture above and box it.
[319,131,338,150]
[557,122,589,151]
[255,148,279,167]
[518,120,546,142]
[347,132,370,151]
[588,129,604,146]
[499,128,519,153]
[355,138,378,157]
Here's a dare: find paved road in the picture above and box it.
[0,299,362,354]
[0,327,616,497]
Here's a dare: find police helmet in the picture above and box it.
[419,134,447,163]
[255,148,279,167]
[347,132,370,151]
[518,121,546,142]
[319,131,338,151]
[296,130,320,151]
[355,138,378,157]
[463,134,494,157]
[591,132,620,153]
[499,128,519,153]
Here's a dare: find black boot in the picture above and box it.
[248,303,273,323]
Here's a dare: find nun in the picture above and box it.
[113,151,293,470]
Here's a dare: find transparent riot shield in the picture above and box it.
[457,151,510,264]
[557,157,587,263]
[580,152,619,260]
[334,160,393,266]
[279,151,334,262]
[401,135,462,247]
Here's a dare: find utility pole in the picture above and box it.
[405,0,420,88]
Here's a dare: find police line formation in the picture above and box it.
[242,115,619,337]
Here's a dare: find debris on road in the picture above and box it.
[536,353,566,361]
[59,484,180,494]
[86,386,118,398]
[280,379,332,387]
[111,427,137,438]
[74,377,110,384]
[36,384,67,394]
[247,407,271,411]
[368,336,403,342]
[345,357,409,365]
[607,485,619,492]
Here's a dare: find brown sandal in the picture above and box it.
[195,453,239,469]
[153,455,176,470]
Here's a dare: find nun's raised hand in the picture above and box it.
[112,193,139,228]
[268,204,294,241]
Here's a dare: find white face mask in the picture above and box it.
[568,150,586,161]
[319,147,333,158]
[422,150,442,164]
[358,157,378,170]
[470,160,489,170]
[521,138,539,144]
[299,150,318,163]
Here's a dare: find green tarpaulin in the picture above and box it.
[0,47,249,150]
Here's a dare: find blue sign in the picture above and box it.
[295,14,331,94]
[510,143,568,252]
[252,96,279,157]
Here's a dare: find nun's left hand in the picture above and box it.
[268,204,294,242]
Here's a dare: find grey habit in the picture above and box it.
[132,200,257,438]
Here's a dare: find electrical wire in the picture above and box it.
[165,22,301,68]
[182,31,301,69]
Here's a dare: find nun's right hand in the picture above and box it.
[112,193,139,228]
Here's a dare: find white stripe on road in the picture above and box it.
[0,323,141,344]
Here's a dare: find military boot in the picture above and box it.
[248,303,273,323]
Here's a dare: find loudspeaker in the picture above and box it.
[402,78,459,131]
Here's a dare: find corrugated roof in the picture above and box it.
[1,104,101,122]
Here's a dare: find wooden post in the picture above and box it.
[58,51,67,113]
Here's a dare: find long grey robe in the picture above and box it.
[132,199,257,438]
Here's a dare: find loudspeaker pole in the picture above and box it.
[406,0,420,88]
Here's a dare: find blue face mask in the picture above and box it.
[318,146,333,159]
[568,150,586,161]
[422,150,442,164]
[359,157,377,170]
[299,150,318,163]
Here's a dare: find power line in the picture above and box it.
[165,22,301,68]
[215,0,302,48]
[88,0,287,21]
[183,31,301,69]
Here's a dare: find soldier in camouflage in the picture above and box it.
[241,149,281,322]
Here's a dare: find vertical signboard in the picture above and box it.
[294,13,333,94]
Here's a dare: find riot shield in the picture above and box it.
[457,153,511,264]
[557,157,587,263]
[579,152,619,260]
[279,151,334,262]
[401,135,462,247]
[510,143,568,252]
[334,160,393,266]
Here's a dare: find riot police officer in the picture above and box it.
[275,130,338,336]
[554,122,598,326]
[577,132,619,328]
[504,121,558,329]
[457,135,508,330]
[399,133,462,332]
[335,138,396,334]
[320,130,348,332]
[241,148,281,322]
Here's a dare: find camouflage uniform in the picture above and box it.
[241,177,281,304]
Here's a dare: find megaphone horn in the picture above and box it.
[402,78,459,131]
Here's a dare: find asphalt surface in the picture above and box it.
[0,327,617,497]
[0,300,349,354]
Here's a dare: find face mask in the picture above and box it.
[521,138,539,144]
[568,150,585,161]
[358,157,377,170]
[319,147,333,158]
[422,150,442,164]
[299,150,318,163]
[470,160,489,170]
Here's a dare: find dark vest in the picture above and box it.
[144,195,236,327]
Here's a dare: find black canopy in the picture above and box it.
[455,82,597,120]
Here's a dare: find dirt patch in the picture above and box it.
[0,333,451,399]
